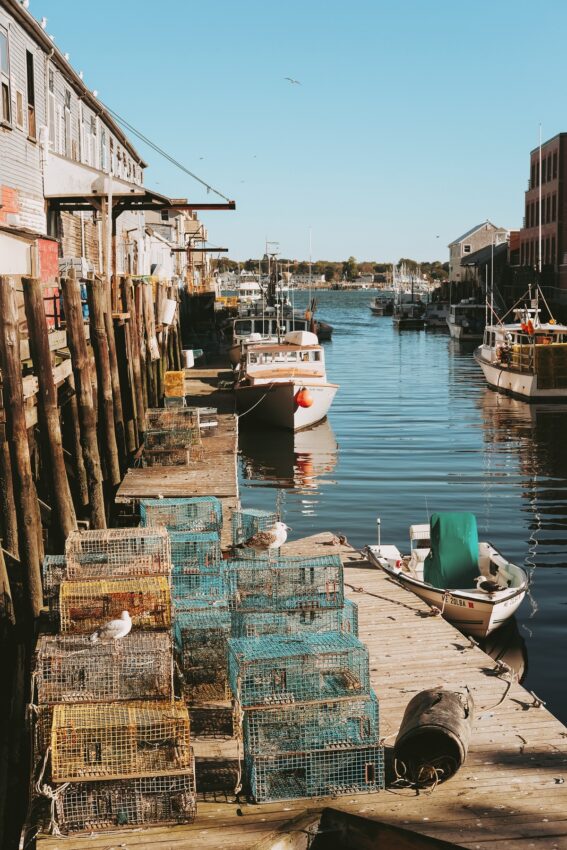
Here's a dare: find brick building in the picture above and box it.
[517,132,567,302]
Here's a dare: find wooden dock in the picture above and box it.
[37,533,567,850]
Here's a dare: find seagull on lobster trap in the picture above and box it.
[90,610,132,643]
[240,522,291,559]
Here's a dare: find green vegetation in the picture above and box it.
[211,257,449,283]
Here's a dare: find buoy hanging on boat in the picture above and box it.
[295,387,314,408]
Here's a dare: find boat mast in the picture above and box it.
[538,124,542,277]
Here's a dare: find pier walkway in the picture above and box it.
[37,533,567,850]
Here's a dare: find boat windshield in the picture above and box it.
[248,350,322,365]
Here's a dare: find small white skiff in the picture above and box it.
[366,513,528,638]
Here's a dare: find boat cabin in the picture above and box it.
[448,301,485,323]
[228,315,309,345]
[241,333,327,384]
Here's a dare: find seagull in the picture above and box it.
[285,77,301,85]
[90,610,132,643]
[241,522,291,556]
[475,576,506,594]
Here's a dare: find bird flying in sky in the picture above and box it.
[90,610,132,643]
[285,77,301,85]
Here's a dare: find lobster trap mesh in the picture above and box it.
[140,447,194,467]
[242,692,379,756]
[65,528,171,580]
[59,576,171,634]
[51,701,192,782]
[227,555,344,612]
[231,508,279,548]
[230,599,358,638]
[34,633,173,705]
[172,573,227,611]
[140,497,222,533]
[246,745,385,802]
[145,408,200,432]
[48,771,196,834]
[228,632,369,707]
[42,555,67,623]
[144,428,202,450]
[170,531,222,573]
[173,610,231,702]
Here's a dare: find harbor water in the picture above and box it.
[238,289,567,725]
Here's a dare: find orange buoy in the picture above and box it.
[295,387,314,408]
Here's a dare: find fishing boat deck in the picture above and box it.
[36,534,567,849]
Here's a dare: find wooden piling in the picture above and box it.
[103,277,127,466]
[134,280,148,413]
[0,276,43,617]
[23,277,77,542]
[60,272,106,529]
[86,276,121,486]
[65,373,89,507]
[122,277,145,435]
[0,440,19,558]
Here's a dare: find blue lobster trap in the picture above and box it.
[231,508,279,548]
[228,631,369,707]
[170,531,222,573]
[245,744,385,802]
[243,691,379,756]
[173,609,231,701]
[227,555,343,612]
[42,554,67,623]
[172,572,228,611]
[231,599,358,638]
[140,497,222,533]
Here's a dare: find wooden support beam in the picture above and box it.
[103,278,127,467]
[23,277,77,543]
[65,373,89,507]
[121,277,146,435]
[86,276,121,487]
[0,276,43,617]
[60,272,106,529]
[133,281,148,413]
[0,440,18,558]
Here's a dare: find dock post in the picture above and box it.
[0,439,19,557]
[60,271,106,529]
[23,276,78,542]
[122,277,146,436]
[86,275,121,486]
[103,276,127,466]
[0,276,44,617]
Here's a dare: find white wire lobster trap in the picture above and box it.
[59,576,171,634]
[46,771,196,834]
[145,407,200,432]
[140,496,223,533]
[65,527,171,580]
[50,701,192,782]
[34,633,174,705]
[42,555,67,624]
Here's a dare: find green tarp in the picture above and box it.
[423,512,479,589]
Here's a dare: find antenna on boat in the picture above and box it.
[425,496,430,523]
[538,123,542,277]
[376,516,381,547]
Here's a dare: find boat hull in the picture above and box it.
[393,318,425,330]
[447,322,483,341]
[235,380,338,431]
[366,551,527,639]
[474,350,567,401]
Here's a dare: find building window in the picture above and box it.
[553,151,558,179]
[547,155,552,182]
[531,162,536,189]
[64,90,71,157]
[15,90,24,128]
[552,193,557,222]
[26,50,36,139]
[101,129,108,171]
[0,26,11,124]
[552,236,556,265]
[462,244,471,254]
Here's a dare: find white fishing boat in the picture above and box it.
[234,330,338,431]
[446,300,485,340]
[366,512,528,638]
[369,294,393,316]
[474,288,567,401]
[423,302,449,328]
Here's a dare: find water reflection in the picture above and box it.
[478,617,528,684]
[239,418,338,493]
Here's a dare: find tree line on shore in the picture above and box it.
[213,256,449,283]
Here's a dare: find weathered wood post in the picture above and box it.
[60,271,106,528]
[0,276,44,617]
[122,277,146,435]
[86,275,121,486]
[23,277,77,542]
[0,440,19,557]
[103,277,127,466]
[65,373,89,506]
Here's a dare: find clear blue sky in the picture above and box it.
[36,0,566,262]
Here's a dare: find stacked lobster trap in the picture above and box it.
[29,526,196,836]
[225,543,384,803]
[141,407,204,466]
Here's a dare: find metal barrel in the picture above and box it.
[394,688,474,786]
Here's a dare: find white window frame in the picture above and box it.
[0,24,11,125]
